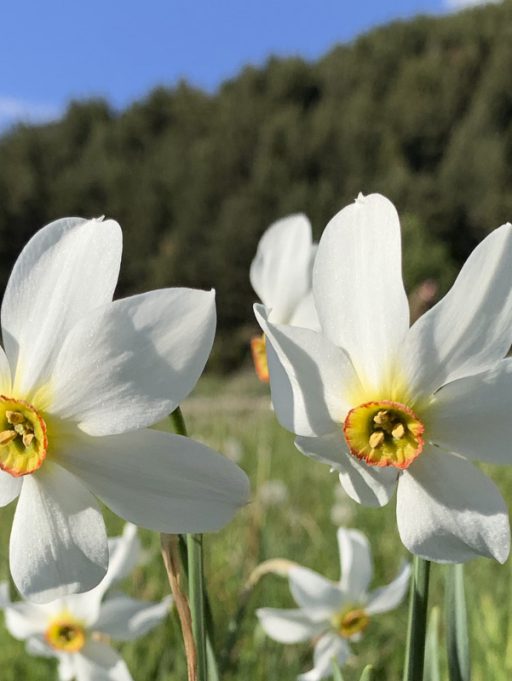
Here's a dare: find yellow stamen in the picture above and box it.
[331,606,370,638]
[45,613,86,653]
[251,334,269,383]
[344,400,424,469]
[0,396,47,477]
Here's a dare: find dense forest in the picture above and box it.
[1,1,512,370]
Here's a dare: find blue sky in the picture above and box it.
[0,0,497,129]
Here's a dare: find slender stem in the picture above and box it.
[170,407,208,681]
[160,534,197,681]
[445,564,470,681]
[403,556,431,681]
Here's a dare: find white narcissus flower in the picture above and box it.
[257,528,410,681]
[0,217,249,603]
[255,193,512,563]
[250,214,319,381]
[0,524,171,681]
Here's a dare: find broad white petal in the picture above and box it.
[250,214,314,324]
[10,463,108,603]
[295,433,398,507]
[288,566,344,619]
[313,193,409,390]
[298,632,351,681]
[337,528,373,599]
[427,359,512,465]
[403,223,512,398]
[51,288,215,436]
[397,446,510,563]
[257,607,324,643]
[289,291,320,331]
[2,217,122,395]
[0,470,22,507]
[255,304,359,437]
[61,429,249,533]
[365,562,410,615]
[95,595,171,640]
[4,602,48,639]
[75,641,133,681]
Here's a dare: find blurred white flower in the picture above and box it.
[0,216,249,602]
[257,528,410,681]
[250,215,319,381]
[256,193,512,563]
[0,523,171,681]
[258,479,289,507]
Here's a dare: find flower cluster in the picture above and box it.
[0,523,171,681]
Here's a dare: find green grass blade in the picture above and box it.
[445,563,470,681]
[359,665,375,680]
[403,556,431,681]
[423,607,440,681]
[331,660,345,681]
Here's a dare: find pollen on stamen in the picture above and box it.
[0,396,48,477]
[343,400,424,470]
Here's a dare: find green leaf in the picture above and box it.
[423,607,440,681]
[359,664,375,681]
[331,659,345,681]
[445,564,470,681]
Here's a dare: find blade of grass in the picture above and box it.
[423,606,440,681]
[403,556,431,681]
[445,564,470,681]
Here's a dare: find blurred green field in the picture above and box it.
[1,369,511,680]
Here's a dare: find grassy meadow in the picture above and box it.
[0,369,511,680]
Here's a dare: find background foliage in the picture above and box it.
[2,3,511,368]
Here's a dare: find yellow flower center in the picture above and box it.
[343,400,424,469]
[45,613,86,653]
[331,606,370,638]
[0,396,48,476]
[251,333,269,383]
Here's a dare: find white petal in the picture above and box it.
[105,523,141,587]
[2,217,122,395]
[255,304,359,437]
[61,428,249,533]
[0,581,9,606]
[95,595,171,640]
[75,641,133,681]
[298,632,351,681]
[288,566,344,619]
[256,607,323,643]
[397,446,510,563]
[50,288,215,435]
[58,654,76,681]
[365,562,411,615]
[295,433,398,507]
[427,359,512,464]
[337,528,373,599]
[313,193,409,390]
[9,463,108,603]
[289,291,320,331]
[403,223,512,399]
[25,635,57,658]
[4,602,48,639]
[0,343,12,393]
[250,214,314,324]
[0,470,22,507]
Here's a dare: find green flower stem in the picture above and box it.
[170,407,208,681]
[403,556,431,681]
[445,564,470,681]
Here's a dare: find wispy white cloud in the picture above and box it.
[446,0,502,9]
[0,96,61,132]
